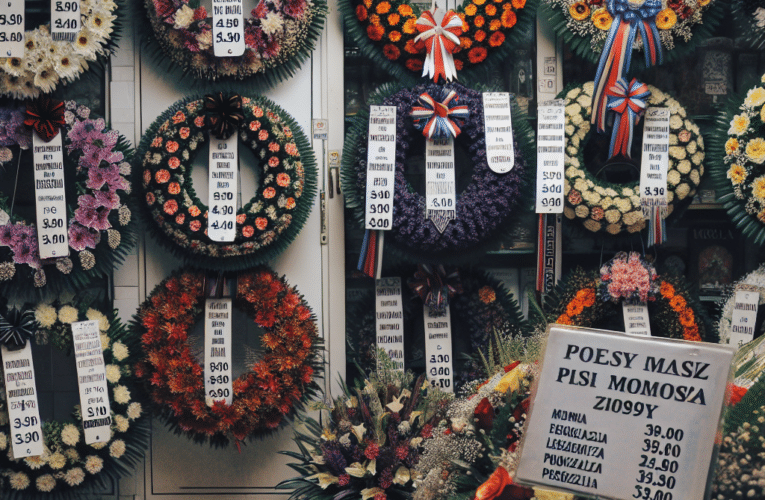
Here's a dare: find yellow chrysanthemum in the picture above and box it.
[746,137,765,164]
[727,164,746,185]
[725,137,740,155]
[728,113,750,136]
[745,87,765,108]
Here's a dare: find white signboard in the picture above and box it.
[51,0,80,42]
[364,106,396,231]
[71,320,112,444]
[33,131,69,259]
[622,303,651,337]
[0,0,24,58]
[729,290,760,349]
[212,0,245,57]
[639,108,670,219]
[423,305,452,393]
[536,101,565,214]
[375,277,404,371]
[208,135,238,242]
[482,92,515,173]
[205,298,233,406]
[2,343,44,458]
[516,325,735,500]
[425,137,455,233]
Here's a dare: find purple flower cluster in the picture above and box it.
[0,107,32,151]
[0,224,40,268]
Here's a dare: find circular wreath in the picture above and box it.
[340,0,536,84]
[0,0,122,100]
[137,94,317,271]
[717,264,765,346]
[0,101,135,299]
[0,301,147,498]
[561,81,705,235]
[133,267,321,446]
[710,74,765,244]
[542,0,723,67]
[731,0,765,51]
[143,0,327,84]
[342,82,531,262]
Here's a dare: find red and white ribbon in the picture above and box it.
[414,7,464,83]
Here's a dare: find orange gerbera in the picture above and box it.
[367,24,385,41]
[389,30,402,42]
[569,1,590,21]
[592,8,613,30]
[474,0,487,5]
[655,8,676,30]
[383,44,401,60]
[468,46,487,63]
[500,9,516,28]
[488,31,504,46]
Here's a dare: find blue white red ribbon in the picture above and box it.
[410,90,469,140]
[606,78,650,158]
[414,7,464,83]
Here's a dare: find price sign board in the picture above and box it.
[729,290,760,349]
[516,325,735,500]
[71,320,112,444]
[2,343,44,458]
[208,134,238,242]
[51,0,80,41]
[639,108,670,218]
[205,298,233,405]
[212,0,245,57]
[364,106,396,230]
[423,305,453,393]
[33,131,69,259]
[535,100,565,213]
[482,92,515,173]
[375,277,404,371]
[622,303,651,337]
[0,0,24,58]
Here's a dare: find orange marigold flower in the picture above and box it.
[356,4,368,21]
[369,13,381,25]
[478,286,496,304]
[557,314,572,325]
[403,18,417,34]
[566,300,584,317]
[168,181,181,194]
[474,0,487,5]
[175,214,185,225]
[193,115,205,128]
[660,281,675,298]
[286,197,296,209]
[155,169,170,183]
[398,4,413,16]
[678,309,695,328]
[465,4,478,16]
[454,59,464,70]
[684,324,701,342]
[488,31,504,46]
[404,39,419,53]
[475,15,485,27]
[376,1,391,14]
[468,46,487,63]
[277,173,291,187]
[405,58,424,71]
[389,30,402,42]
[383,43,401,60]
[577,288,596,307]
[501,9,516,27]
[489,19,501,31]
[474,29,487,42]
[171,111,185,124]
[512,0,525,7]
[242,225,255,237]
[263,187,276,199]
[189,205,201,217]
[388,13,400,25]
[460,36,473,49]
[363,0,372,6]
[569,1,590,21]
[367,24,385,41]
[485,4,497,15]
[255,217,268,230]
[669,295,687,312]
[163,199,178,215]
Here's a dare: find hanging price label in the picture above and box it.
[212,0,244,57]
[33,131,69,259]
[423,305,453,392]
[483,92,515,173]
[0,0,24,58]
[375,277,404,371]
[71,320,112,444]
[639,107,670,218]
[425,137,455,233]
[535,100,565,214]
[51,0,80,42]
[2,343,44,458]
[208,134,238,242]
[205,298,233,406]
[622,303,651,337]
[729,290,760,349]
[365,106,396,231]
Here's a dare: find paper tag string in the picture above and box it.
[414,7,464,83]
[606,78,650,158]
[410,90,469,140]
[24,98,65,143]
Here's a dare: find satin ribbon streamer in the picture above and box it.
[410,90,469,140]
[24,98,65,143]
[414,7,464,83]
[204,92,245,140]
[0,307,37,350]
[407,264,463,316]
[606,78,650,158]
[591,0,662,134]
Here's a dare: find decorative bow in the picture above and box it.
[591,0,662,134]
[414,7,464,83]
[0,307,37,350]
[606,78,650,158]
[407,264,463,316]
[24,98,65,143]
[410,90,469,140]
[204,93,245,140]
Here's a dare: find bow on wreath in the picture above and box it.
[25,97,65,143]
[204,92,245,140]
[414,6,464,83]
[0,307,37,350]
[606,78,650,158]
[407,264,463,316]
[410,90,469,140]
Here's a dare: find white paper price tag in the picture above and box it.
[483,92,515,173]
[0,0,25,58]
[423,304,453,392]
[622,303,651,337]
[639,107,670,218]
[2,344,43,458]
[729,290,760,349]
[212,0,244,57]
[425,137,455,234]
[516,326,735,500]
[208,135,238,242]
[375,277,404,370]
[205,298,233,406]
[365,106,396,230]
[33,131,69,259]
[71,320,112,444]
[51,0,80,42]
[536,101,565,213]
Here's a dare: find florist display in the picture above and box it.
[137,93,316,271]
[0,100,135,299]
[0,300,147,499]
[133,267,321,446]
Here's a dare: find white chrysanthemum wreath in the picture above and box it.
[0,302,146,498]
[717,264,765,346]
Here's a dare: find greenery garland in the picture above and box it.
[0,301,147,499]
[136,94,317,271]
[561,82,705,235]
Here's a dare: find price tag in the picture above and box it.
[425,137,455,233]
[639,108,670,219]
[482,92,515,173]
[208,135,238,242]
[423,304,453,392]
[33,131,69,259]
[0,0,24,58]
[729,290,760,349]
[212,0,244,57]
[375,277,404,371]
[622,303,651,337]
[2,344,43,458]
[364,105,396,231]
[205,298,233,406]
[71,320,111,444]
[51,0,80,42]
[516,325,735,500]
[535,100,565,214]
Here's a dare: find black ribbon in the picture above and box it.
[204,93,244,140]
[0,307,37,350]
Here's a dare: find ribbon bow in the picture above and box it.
[407,264,463,316]
[414,7,464,83]
[605,78,650,158]
[24,98,65,143]
[204,93,245,140]
[0,307,37,350]
[410,90,469,140]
